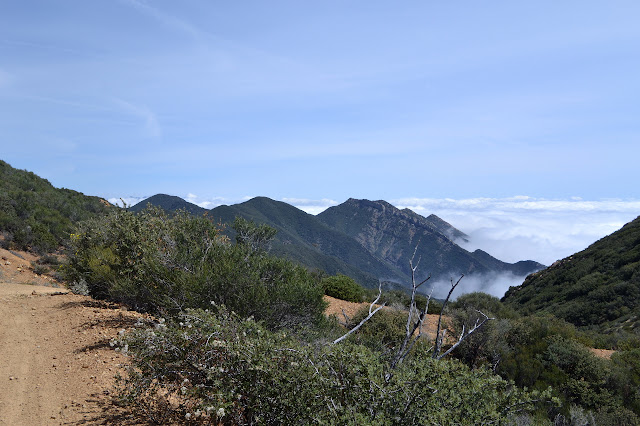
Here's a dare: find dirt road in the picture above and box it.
[0,283,145,425]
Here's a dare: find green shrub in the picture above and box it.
[322,274,365,302]
[37,254,61,265]
[64,207,326,330]
[113,308,554,425]
[346,306,408,352]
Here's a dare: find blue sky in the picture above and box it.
[1,1,639,267]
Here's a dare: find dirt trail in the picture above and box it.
[0,282,146,425]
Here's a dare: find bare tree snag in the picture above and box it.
[332,281,386,345]
[432,275,464,359]
[435,310,494,360]
[390,246,432,371]
[333,244,494,369]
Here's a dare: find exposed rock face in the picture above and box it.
[317,199,542,284]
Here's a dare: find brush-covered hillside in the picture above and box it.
[503,215,640,333]
[0,160,112,252]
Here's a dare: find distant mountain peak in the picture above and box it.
[129,194,207,215]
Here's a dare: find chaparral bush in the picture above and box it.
[64,206,326,330]
[113,308,554,425]
[322,273,366,302]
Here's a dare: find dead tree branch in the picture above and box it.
[390,247,432,371]
[432,274,464,359]
[332,281,386,345]
[436,310,494,360]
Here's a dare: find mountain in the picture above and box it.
[0,160,112,252]
[129,194,207,216]
[403,208,469,243]
[209,197,404,287]
[133,194,543,292]
[317,198,544,284]
[502,215,640,333]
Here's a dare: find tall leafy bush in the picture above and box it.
[65,207,326,329]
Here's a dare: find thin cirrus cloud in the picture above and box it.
[111,97,161,139]
[118,0,204,42]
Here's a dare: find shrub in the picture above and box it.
[31,262,48,275]
[64,207,327,330]
[113,308,554,425]
[37,254,61,265]
[344,306,408,353]
[322,274,365,302]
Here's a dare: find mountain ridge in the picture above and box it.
[131,194,544,293]
[317,198,543,283]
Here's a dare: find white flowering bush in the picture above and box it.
[113,307,554,425]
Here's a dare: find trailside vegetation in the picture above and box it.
[64,206,326,330]
[67,206,559,424]
[447,293,640,424]
[112,307,551,425]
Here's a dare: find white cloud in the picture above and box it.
[429,271,530,300]
[282,198,339,215]
[393,197,640,265]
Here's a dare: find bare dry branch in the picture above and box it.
[432,274,464,359]
[332,281,386,345]
[436,310,494,360]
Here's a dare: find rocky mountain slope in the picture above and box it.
[317,198,543,284]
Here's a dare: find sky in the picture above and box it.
[1,1,639,269]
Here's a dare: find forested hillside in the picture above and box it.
[0,160,112,252]
[503,215,640,334]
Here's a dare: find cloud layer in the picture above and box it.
[393,197,640,265]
